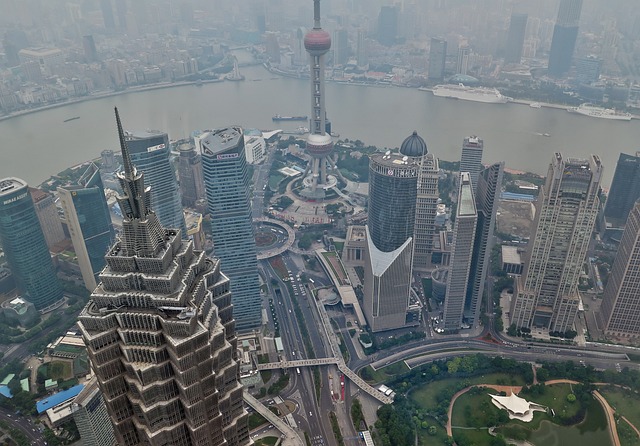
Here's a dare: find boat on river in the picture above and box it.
[272,115,308,121]
[567,103,632,121]
[432,84,509,104]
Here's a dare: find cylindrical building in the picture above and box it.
[367,151,419,252]
[0,178,63,311]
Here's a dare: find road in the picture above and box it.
[261,256,335,445]
[0,407,46,445]
[251,142,276,219]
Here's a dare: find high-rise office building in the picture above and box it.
[302,0,342,198]
[377,6,398,46]
[0,178,63,311]
[29,187,65,250]
[78,109,248,446]
[460,136,484,189]
[71,378,116,446]
[443,173,478,331]
[356,28,368,68]
[548,0,583,77]
[363,136,423,332]
[429,37,447,81]
[511,154,602,332]
[598,201,640,338]
[575,55,602,85]
[100,0,116,29]
[199,127,262,331]
[404,132,439,270]
[456,45,470,75]
[505,13,528,64]
[58,163,114,292]
[124,129,187,237]
[333,28,349,66]
[178,145,205,208]
[465,163,504,327]
[82,35,99,62]
[604,152,640,228]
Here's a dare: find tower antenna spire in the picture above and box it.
[313,0,321,29]
[115,107,134,180]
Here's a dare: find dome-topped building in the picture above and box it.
[400,131,428,157]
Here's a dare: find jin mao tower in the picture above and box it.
[78,109,248,446]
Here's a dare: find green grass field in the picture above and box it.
[600,386,640,446]
[254,436,279,446]
[363,362,409,383]
[411,373,527,412]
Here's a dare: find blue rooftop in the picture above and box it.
[36,384,84,413]
[0,386,12,399]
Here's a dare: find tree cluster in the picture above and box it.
[371,355,534,445]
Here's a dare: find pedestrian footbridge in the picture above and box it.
[256,358,393,405]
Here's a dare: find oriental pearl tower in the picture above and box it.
[302,0,342,198]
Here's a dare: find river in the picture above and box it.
[1,59,639,187]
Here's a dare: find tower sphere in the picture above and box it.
[400,130,428,157]
[306,133,334,157]
[304,29,331,55]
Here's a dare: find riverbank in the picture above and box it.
[0,78,224,123]
[3,65,636,125]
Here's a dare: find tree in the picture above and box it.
[566,393,576,403]
[428,425,437,436]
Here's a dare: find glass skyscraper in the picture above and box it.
[505,13,528,64]
[363,132,428,332]
[443,172,478,331]
[598,201,640,338]
[124,129,187,236]
[428,37,447,81]
[460,136,484,190]
[548,0,583,77]
[0,178,63,311]
[604,152,640,228]
[58,163,115,291]
[199,127,261,331]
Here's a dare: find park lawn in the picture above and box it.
[411,373,527,412]
[248,413,267,430]
[364,362,409,383]
[451,390,493,427]
[529,384,581,421]
[254,436,279,446]
[495,384,580,432]
[600,386,640,431]
[417,416,449,446]
[452,427,495,446]
[450,388,512,445]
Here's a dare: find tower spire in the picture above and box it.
[115,107,134,180]
[313,0,321,29]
